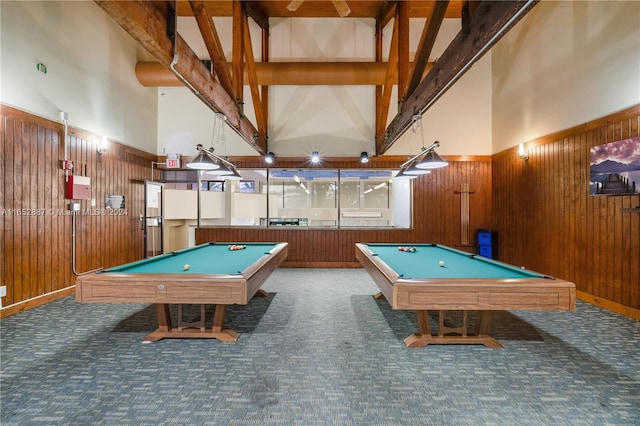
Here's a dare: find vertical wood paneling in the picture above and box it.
[1,106,155,316]
[493,105,640,313]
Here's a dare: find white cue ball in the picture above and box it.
[183,264,190,271]
[439,261,445,267]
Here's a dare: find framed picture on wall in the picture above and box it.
[589,136,640,195]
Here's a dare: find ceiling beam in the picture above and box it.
[261,25,270,150]
[396,0,410,108]
[232,1,245,116]
[378,0,539,154]
[375,16,399,151]
[245,1,269,29]
[243,14,267,140]
[189,0,235,100]
[95,0,265,153]
[135,61,432,86]
[376,1,396,29]
[405,0,449,99]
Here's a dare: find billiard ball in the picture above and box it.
[183,264,190,270]
[439,261,445,267]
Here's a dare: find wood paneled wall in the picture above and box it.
[1,105,156,317]
[196,157,493,266]
[492,105,640,317]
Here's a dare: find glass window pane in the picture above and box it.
[311,182,336,209]
[339,181,360,208]
[363,181,389,209]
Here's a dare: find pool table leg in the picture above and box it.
[143,303,239,343]
[403,310,503,348]
[210,304,240,342]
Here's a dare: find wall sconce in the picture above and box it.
[264,152,275,164]
[518,143,529,160]
[360,152,369,163]
[310,151,321,164]
[97,136,108,154]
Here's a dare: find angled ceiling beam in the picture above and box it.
[378,0,539,154]
[376,1,396,29]
[375,16,399,152]
[94,0,265,153]
[261,25,269,149]
[232,0,245,116]
[405,0,449,99]
[330,0,351,17]
[396,0,410,109]
[243,14,267,140]
[245,1,269,29]
[374,21,383,151]
[189,0,235,100]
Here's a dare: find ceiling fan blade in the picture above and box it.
[287,0,305,12]
[331,0,351,17]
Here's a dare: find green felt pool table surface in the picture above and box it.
[362,243,544,279]
[106,243,282,276]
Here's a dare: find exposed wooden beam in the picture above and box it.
[232,0,245,115]
[397,0,410,108]
[405,0,449,98]
[243,14,266,140]
[94,0,264,153]
[376,1,396,29]
[245,0,269,29]
[378,0,539,154]
[375,17,399,152]
[189,0,235,100]
[374,21,383,153]
[330,0,351,17]
[261,25,270,147]
[135,61,431,86]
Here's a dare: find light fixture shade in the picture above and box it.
[214,160,234,175]
[360,152,369,163]
[414,150,448,169]
[186,151,220,170]
[222,167,243,180]
[311,151,320,164]
[403,164,432,175]
[394,169,418,179]
[265,152,275,164]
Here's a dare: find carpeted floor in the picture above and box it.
[1,268,639,425]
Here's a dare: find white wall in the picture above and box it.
[0,1,158,153]
[492,0,640,153]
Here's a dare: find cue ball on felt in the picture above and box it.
[183,264,190,270]
[439,261,445,267]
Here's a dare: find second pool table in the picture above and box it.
[356,243,576,347]
[76,242,288,342]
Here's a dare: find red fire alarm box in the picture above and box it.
[67,175,91,200]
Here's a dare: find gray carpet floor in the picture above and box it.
[1,268,639,425]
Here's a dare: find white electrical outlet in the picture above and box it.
[0,286,6,298]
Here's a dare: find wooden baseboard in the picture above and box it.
[576,290,640,320]
[0,287,76,319]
